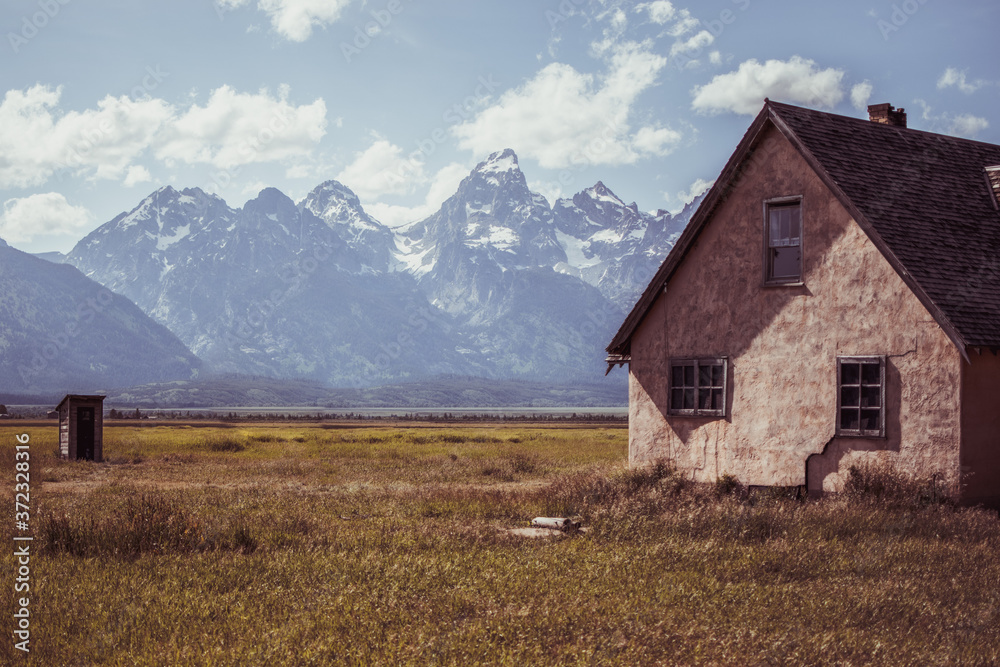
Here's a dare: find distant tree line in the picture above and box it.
[100,409,627,423]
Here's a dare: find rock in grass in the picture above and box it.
[531,517,581,532]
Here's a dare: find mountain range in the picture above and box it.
[0,239,201,393]
[4,149,702,396]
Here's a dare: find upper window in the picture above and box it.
[837,356,885,438]
[764,198,802,284]
[669,358,727,417]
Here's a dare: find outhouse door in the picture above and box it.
[78,407,95,460]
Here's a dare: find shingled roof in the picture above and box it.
[607,99,1000,363]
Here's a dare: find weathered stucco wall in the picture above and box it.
[961,352,1000,507]
[629,123,962,490]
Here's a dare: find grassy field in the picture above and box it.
[2,422,999,665]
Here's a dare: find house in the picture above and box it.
[56,394,105,462]
[606,100,1000,507]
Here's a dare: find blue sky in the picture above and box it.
[1,0,997,253]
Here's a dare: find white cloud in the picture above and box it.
[528,180,564,207]
[669,29,713,57]
[631,126,682,156]
[123,165,152,187]
[285,164,313,179]
[0,193,93,243]
[636,1,676,24]
[220,0,353,41]
[949,114,989,137]
[666,9,699,37]
[0,84,328,189]
[155,85,328,169]
[0,85,172,188]
[335,138,427,200]
[609,8,627,31]
[364,162,469,228]
[914,99,989,138]
[452,41,678,169]
[937,68,983,94]
[240,181,271,198]
[691,56,845,115]
[672,177,714,211]
[709,51,722,65]
[851,81,873,111]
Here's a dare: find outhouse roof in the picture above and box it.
[56,394,107,411]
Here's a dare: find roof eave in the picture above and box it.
[768,110,972,362]
[606,102,777,356]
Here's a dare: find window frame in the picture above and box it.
[668,357,728,418]
[836,356,886,438]
[762,196,804,286]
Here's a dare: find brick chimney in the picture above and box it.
[868,103,907,128]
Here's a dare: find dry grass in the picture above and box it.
[1,423,998,665]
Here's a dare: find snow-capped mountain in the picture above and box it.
[395,149,623,379]
[0,239,201,393]
[59,148,702,387]
[398,149,565,316]
[67,186,482,386]
[552,182,701,306]
[300,179,397,273]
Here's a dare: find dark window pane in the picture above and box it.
[770,247,801,279]
[861,409,881,431]
[671,388,683,410]
[861,386,880,408]
[671,365,684,388]
[683,389,695,410]
[711,364,723,387]
[699,364,711,388]
[684,365,694,387]
[712,389,723,410]
[699,388,711,409]
[861,363,880,385]
[841,363,860,385]
[840,408,859,431]
[841,386,860,407]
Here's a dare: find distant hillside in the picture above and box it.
[106,374,627,408]
[0,240,202,393]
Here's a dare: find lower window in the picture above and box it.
[669,358,727,417]
[837,356,885,437]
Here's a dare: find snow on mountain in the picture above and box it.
[55,149,702,387]
[299,179,397,272]
[66,185,481,386]
[552,182,702,307]
[398,148,565,312]
[391,149,628,381]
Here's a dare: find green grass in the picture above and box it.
[1,423,999,665]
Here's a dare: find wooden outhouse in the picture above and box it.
[57,394,105,462]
